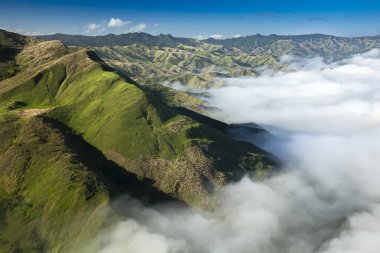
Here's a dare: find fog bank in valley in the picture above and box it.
[84,50,380,253]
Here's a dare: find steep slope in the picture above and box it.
[0,29,39,81]
[0,113,176,253]
[0,116,111,252]
[1,32,278,209]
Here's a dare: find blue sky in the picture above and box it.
[1,0,380,38]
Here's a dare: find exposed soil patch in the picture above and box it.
[17,108,51,118]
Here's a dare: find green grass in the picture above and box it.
[0,117,111,253]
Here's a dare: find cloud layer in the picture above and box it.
[193,34,224,40]
[84,18,146,34]
[83,50,380,253]
[207,50,380,135]
[108,18,130,28]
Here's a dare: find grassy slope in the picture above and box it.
[0,116,111,253]
[0,114,177,253]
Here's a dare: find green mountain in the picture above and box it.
[0,30,278,252]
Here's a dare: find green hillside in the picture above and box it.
[0,116,111,253]
[0,30,278,252]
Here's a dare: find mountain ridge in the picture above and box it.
[40,31,380,44]
[40,32,199,47]
[39,31,380,59]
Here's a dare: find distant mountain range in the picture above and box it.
[38,32,380,89]
[40,32,199,47]
[40,32,380,59]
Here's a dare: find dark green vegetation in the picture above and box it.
[0,30,278,252]
[40,32,198,47]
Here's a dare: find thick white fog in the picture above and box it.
[208,50,380,135]
[84,49,380,253]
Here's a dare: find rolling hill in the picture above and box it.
[40,32,380,88]
[92,43,284,87]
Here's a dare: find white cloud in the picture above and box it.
[108,18,130,28]
[206,51,380,135]
[193,34,224,40]
[193,34,206,40]
[85,23,100,31]
[83,49,380,253]
[126,23,146,33]
[84,23,103,34]
[84,18,146,34]
[233,34,242,38]
[153,23,160,28]
[210,33,224,39]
